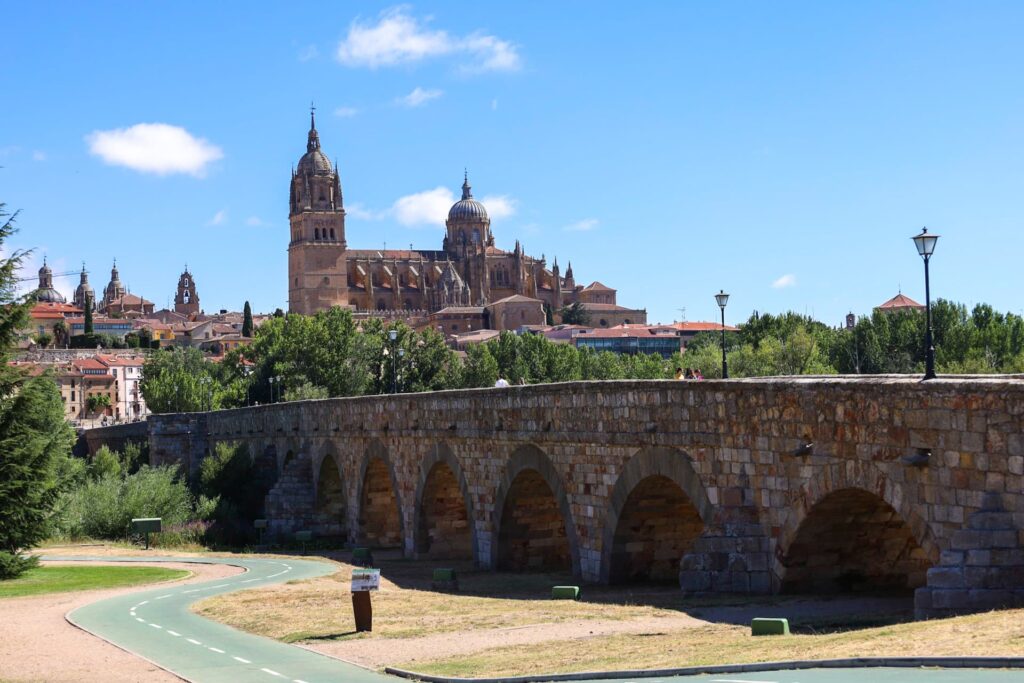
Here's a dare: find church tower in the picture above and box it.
[287,106,348,314]
[73,263,94,310]
[174,267,200,316]
[102,259,126,309]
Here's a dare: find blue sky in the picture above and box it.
[3,2,1023,325]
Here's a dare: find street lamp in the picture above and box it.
[912,227,940,380]
[200,376,211,411]
[275,375,283,402]
[268,376,276,403]
[397,347,406,393]
[388,329,399,394]
[715,289,730,379]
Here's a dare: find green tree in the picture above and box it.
[52,320,68,348]
[86,394,111,415]
[84,294,94,335]
[462,343,499,387]
[90,446,122,479]
[559,301,590,325]
[33,332,52,348]
[242,301,253,337]
[141,348,222,413]
[0,204,77,577]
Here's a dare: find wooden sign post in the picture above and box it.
[350,568,380,632]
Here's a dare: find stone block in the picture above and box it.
[930,589,970,610]
[679,570,711,592]
[966,511,1014,531]
[939,550,964,566]
[926,566,965,589]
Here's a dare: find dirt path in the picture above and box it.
[0,559,243,683]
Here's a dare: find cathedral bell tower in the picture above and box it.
[174,266,200,317]
[287,106,349,314]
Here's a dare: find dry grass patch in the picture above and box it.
[195,557,726,642]
[411,608,1024,678]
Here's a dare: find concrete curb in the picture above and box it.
[385,657,1024,683]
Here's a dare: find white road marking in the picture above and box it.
[135,617,145,623]
[293,679,309,683]
[149,623,162,629]
[241,578,260,583]
[211,583,229,588]
[208,647,225,654]
[710,679,779,683]
[183,588,201,594]
[155,594,171,600]
[187,638,202,645]
[130,611,136,616]
[167,630,181,637]
[261,668,283,677]
[138,600,149,606]
[233,656,252,664]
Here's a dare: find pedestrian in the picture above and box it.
[684,368,694,380]
[674,367,685,380]
[694,368,704,381]
[494,376,510,388]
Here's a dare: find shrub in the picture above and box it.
[0,551,38,580]
[58,465,195,540]
[199,442,271,546]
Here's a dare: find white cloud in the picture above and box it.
[480,194,516,220]
[207,209,227,226]
[772,273,797,289]
[393,187,454,226]
[334,106,359,118]
[350,186,516,227]
[298,44,319,62]
[346,203,386,221]
[245,216,264,226]
[564,218,599,232]
[396,87,443,108]
[86,123,223,177]
[336,7,521,73]
[31,150,47,162]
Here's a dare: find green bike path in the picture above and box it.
[46,555,1022,683]
[50,554,391,683]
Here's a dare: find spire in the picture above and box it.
[566,261,574,279]
[306,103,321,153]
[461,170,472,200]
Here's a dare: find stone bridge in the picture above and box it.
[130,377,1024,618]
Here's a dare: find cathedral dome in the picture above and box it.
[34,287,65,304]
[296,108,333,176]
[297,148,332,176]
[447,174,488,222]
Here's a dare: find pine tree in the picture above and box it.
[242,301,253,337]
[0,204,76,578]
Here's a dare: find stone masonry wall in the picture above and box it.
[87,376,1024,616]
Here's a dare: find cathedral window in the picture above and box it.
[473,228,481,243]
[315,228,320,240]
[330,228,336,240]
[377,300,386,310]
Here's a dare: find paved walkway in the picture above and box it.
[49,554,390,683]
[46,555,1021,683]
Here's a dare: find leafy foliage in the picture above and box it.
[140,347,224,413]
[199,442,272,546]
[242,300,253,337]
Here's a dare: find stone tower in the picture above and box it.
[287,106,348,315]
[34,257,66,303]
[444,172,492,304]
[73,263,94,310]
[102,259,126,309]
[174,267,200,316]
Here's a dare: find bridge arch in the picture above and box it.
[356,440,405,548]
[776,464,937,593]
[312,443,347,539]
[412,443,476,562]
[491,444,580,576]
[600,446,713,584]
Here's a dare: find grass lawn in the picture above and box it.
[0,565,190,598]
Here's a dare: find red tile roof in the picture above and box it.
[582,281,614,291]
[672,321,740,332]
[877,293,925,310]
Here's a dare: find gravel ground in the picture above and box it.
[0,559,242,683]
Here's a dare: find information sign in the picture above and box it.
[351,569,380,592]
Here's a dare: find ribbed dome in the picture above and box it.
[35,287,65,304]
[297,148,332,175]
[448,174,488,222]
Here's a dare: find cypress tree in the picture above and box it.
[242,301,253,337]
[84,293,94,335]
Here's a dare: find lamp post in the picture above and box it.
[275,375,283,402]
[715,289,730,379]
[397,347,406,393]
[912,227,940,380]
[388,330,399,394]
[200,376,211,411]
[268,376,276,403]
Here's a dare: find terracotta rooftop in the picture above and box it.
[489,295,543,305]
[582,281,614,291]
[672,321,741,332]
[877,293,925,310]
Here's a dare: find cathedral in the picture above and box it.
[287,110,645,326]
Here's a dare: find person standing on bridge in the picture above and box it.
[495,376,510,387]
